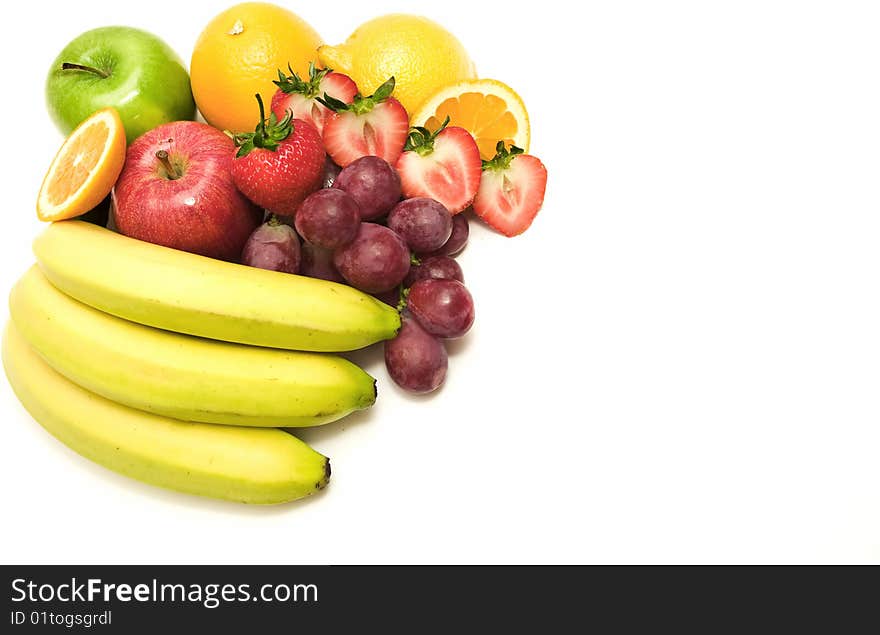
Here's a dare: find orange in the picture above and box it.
[410,79,531,161]
[36,108,126,222]
[190,2,322,133]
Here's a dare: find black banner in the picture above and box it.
[0,564,875,631]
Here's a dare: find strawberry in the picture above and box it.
[271,63,358,138]
[472,142,548,237]
[395,117,482,214]
[231,95,325,216]
[318,77,409,168]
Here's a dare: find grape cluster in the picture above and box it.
[240,155,474,394]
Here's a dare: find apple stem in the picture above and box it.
[155,150,181,180]
[61,62,110,79]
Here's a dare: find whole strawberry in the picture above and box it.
[396,117,482,214]
[232,94,325,215]
[318,77,409,168]
[271,63,358,138]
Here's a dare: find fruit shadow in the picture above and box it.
[442,333,474,357]
[57,451,330,518]
[152,482,331,517]
[291,406,376,446]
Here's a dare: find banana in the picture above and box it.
[10,266,376,427]
[2,321,330,504]
[33,221,400,352]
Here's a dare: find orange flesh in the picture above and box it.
[46,120,110,205]
[425,93,519,160]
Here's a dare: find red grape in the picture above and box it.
[373,287,403,307]
[333,156,401,220]
[295,189,360,250]
[384,314,448,394]
[300,241,345,283]
[322,157,341,189]
[241,219,301,273]
[387,198,452,253]
[407,279,474,338]
[405,256,464,287]
[422,212,469,257]
[333,223,411,293]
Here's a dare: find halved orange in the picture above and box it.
[37,108,126,222]
[410,79,530,161]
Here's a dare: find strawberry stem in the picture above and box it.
[61,62,110,79]
[256,94,268,137]
[233,94,294,157]
[155,150,181,180]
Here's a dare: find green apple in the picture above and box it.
[46,26,195,143]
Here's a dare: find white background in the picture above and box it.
[1,0,878,564]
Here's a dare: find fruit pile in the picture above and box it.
[8,2,548,504]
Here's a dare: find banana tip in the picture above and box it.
[317,458,331,490]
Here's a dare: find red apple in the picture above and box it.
[113,121,261,261]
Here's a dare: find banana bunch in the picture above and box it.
[4,222,402,504]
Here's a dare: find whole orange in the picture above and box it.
[191,2,322,133]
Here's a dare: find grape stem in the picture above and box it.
[395,286,409,314]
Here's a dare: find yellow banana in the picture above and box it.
[2,321,330,504]
[33,221,400,352]
[10,266,376,427]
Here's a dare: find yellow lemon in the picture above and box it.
[411,79,530,161]
[317,14,476,117]
[191,2,322,133]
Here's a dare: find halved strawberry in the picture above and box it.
[318,77,409,167]
[395,118,481,214]
[472,142,547,237]
[271,63,358,138]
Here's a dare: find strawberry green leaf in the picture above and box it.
[317,93,351,112]
[403,116,452,155]
[273,62,332,98]
[320,77,398,116]
[371,77,396,102]
[234,94,294,157]
[482,142,525,171]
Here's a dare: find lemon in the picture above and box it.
[191,2,323,133]
[317,14,476,117]
[411,79,530,160]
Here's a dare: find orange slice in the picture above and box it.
[37,108,126,222]
[410,79,530,161]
